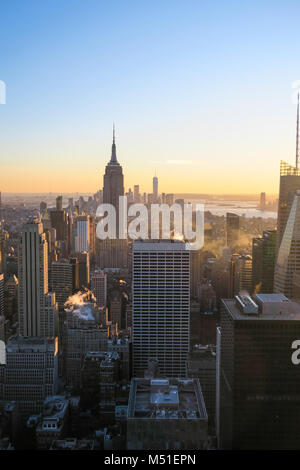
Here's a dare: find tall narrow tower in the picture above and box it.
[103,126,124,210]
[132,240,190,377]
[276,97,300,251]
[153,172,158,203]
[296,92,299,170]
[18,218,57,337]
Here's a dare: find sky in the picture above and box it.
[0,0,300,195]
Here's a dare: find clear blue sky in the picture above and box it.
[0,0,300,194]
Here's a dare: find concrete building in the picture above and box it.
[186,344,216,433]
[64,307,108,390]
[132,240,190,377]
[18,218,58,337]
[50,438,94,450]
[127,378,208,450]
[91,270,107,308]
[1,336,58,420]
[30,395,69,449]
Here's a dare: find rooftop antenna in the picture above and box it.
[296,92,299,170]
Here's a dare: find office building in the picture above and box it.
[127,378,208,450]
[132,240,190,377]
[75,215,90,253]
[226,213,239,248]
[91,270,107,308]
[153,175,158,203]
[64,307,108,390]
[0,273,4,317]
[103,127,124,212]
[18,218,57,337]
[229,254,252,297]
[78,252,90,288]
[252,230,276,294]
[218,293,300,449]
[274,191,300,297]
[186,344,216,434]
[1,336,58,420]
[277,161,300,252]
[51,260,73,311]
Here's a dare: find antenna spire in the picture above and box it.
[296,93,299,170]
[109,123,119,165]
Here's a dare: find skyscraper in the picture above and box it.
[100,128,127,269]
[276,161,300,252]
[51,260,74,311]
[75,215,90,253]
[103,126,124,211]
[91,270,107,308]
[2,335,58,420]
[260,192,266,210]
[274,191,300,297]
[133,185,140,203]
[252,230,276,293]
[18,218,57,337]
[226,213,239,248]
[218,293,300,449]
[132,240,190,377]
[153,174,158,203]
[0,273,4,318]
[228,254,252,296]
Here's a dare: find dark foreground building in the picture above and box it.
[218,293,300,449]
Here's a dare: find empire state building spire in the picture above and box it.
[109,124,119,165]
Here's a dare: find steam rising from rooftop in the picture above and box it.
[64,289,97,321]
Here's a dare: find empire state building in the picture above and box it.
[99,127,127,269]
[103,127,124,210]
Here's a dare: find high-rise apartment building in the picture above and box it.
[218,293,300,449]
[132,240,190,377]
[18,218,57,337]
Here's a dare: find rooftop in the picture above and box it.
[128,378,207,421]
[133,239,189,251]
[223,296,300,321]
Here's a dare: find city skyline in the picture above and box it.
[1,1,300,194]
